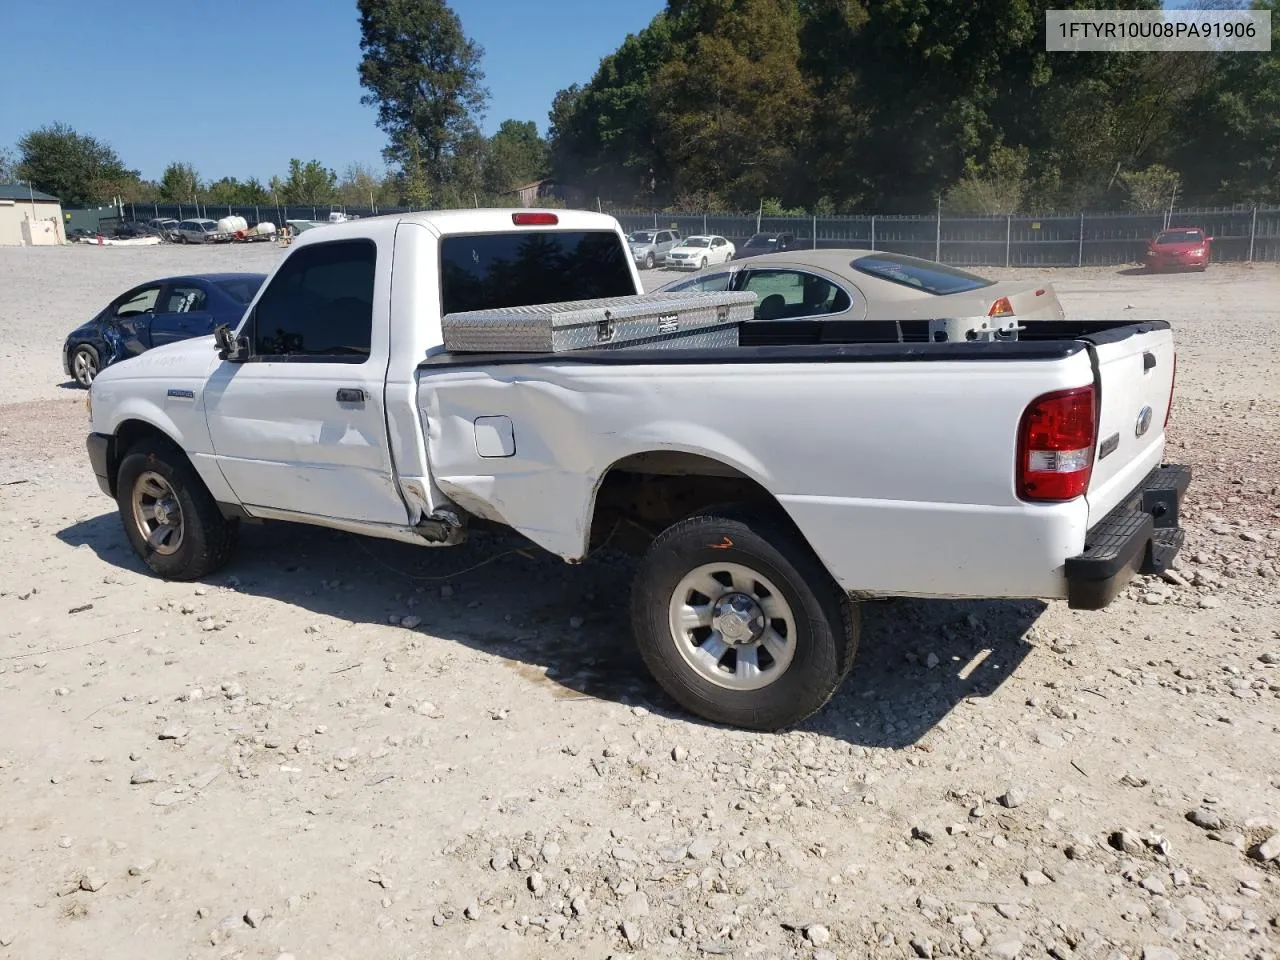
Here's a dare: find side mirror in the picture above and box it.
[214,323,249,362]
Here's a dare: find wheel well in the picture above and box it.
[588,451,785,553]
[108,421,188,497]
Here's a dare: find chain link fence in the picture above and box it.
[84,202,1280,267]
[612,206,1280,267]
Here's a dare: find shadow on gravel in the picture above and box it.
[58,512,1041,749]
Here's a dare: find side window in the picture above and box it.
[711,238,725,248]
[664,272,731,294]
[657,232,671,243]
[162,285,208,313]
[742,270,851,320]
[114,286,161,318]
[251,239,376,360]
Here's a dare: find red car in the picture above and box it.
[1144,227,1213,272]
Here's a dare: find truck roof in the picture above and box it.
[287,208,623,248]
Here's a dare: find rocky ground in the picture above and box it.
[1,244,1278,960]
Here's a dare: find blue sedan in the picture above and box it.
[62,272,266,387]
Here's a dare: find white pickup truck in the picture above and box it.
[83,208,1190,731]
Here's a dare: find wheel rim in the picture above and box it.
[667,561,797,691]
[701,257,708,268]
[646,254,654,269]
[131,470,185,556]
[73,349,98,385]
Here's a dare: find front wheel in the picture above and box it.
[630,506,859,730]
[116,439,239,580]
[645,252,655,270]
[700,256,708,269]
[70,345,99,387]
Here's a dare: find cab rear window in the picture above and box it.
[440,231,634,315]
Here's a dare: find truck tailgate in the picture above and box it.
[1084,324,1177,525]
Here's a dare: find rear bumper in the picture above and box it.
[1064,463,1191,610]
[86,432,115,498]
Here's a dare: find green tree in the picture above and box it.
[944,144,1031,214]
[14,123,139,204]
[1118,163,1180,212]
[159,162,202,203]
[358,0,489,197]
[281,159,337,205]
[1169,0,1280,201]
[547,14,676,204]
[205,177,270,205]
[482,120,548,196]
[337,162,394,208]
[0,147,15,182]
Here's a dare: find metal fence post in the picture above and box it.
[1249,204,1258,262]
[935,196,942,261]
[1005,215,1011,268]
[255,205,260,225]
[703,212,708,234]
[1078,213,1085,267]
[812,214,817,249]
[654,212,658,229]
[153,202,158,218]
[870,215,875,251]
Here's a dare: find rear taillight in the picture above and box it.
[512,212,558,225]
[1165,353,1177,428]
[1016,385,1097,501]
[989,296,1014,318]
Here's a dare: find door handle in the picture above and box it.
[336,388,365,403]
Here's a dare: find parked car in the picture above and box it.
[734,232,800,260]
[82,208,1188,732]
[1144,227,1212,272]
[62,273,265,387]
[659,249,1066,323]
[111,220,160,239]
[664,235,735,270]
[148,217,181,240]
[175,219,222,243]
[628,229,681,269]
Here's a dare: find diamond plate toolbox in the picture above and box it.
[440,291,758,353]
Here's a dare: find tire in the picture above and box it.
[645,252,655,270]
[630,505,859,730]
[700,256,708,269]
[70,344,99,388]
[115,438,239,581]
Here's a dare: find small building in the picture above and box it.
[0,183,66,245]
[512,178,584,207]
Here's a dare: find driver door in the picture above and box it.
[109,283,162,356]
[203,236,409,526]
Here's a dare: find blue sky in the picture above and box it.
[0,0,665,182]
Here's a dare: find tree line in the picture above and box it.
[546,0,1280,214]
[0,118,549,212]
[3,0,1276,217]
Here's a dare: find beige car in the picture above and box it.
[658,249,1065,325]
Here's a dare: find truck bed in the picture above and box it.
[415,316,1177,604]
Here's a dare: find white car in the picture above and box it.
[83,208,1189,732]
[665,235,734,270]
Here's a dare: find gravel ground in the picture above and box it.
[1,243,1279,960]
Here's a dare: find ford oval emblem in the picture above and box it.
[1135,405,1153,438]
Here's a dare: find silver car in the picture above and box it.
[628,229,681,270]
[657,248,1065,324]
[175,219,221,244]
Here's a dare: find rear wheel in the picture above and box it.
[70,345,99,387]
[116,439,239,580]
[630,505,859,730]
